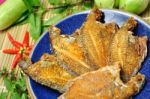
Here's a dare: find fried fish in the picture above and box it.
[49,26,91,75]
[18,9,148,98]
[109,17,147,82]
[19,53,74,92]
[80,9,119,69]
[58,65,145,99]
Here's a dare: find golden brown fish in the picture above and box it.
[48,21,119,75]
[18,9,147,98]
[80,9,119,69]
[58,65,145,99]
[49,26,91,75]
[19,53,74,92]
[109,17,147,82]
[80,9,107,69]
[72,22,119,68]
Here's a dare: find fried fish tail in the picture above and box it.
[122,17,137,30]
[19,53,74,92]
[122,73,145,99]
[48,26,61,40]
[88,8,103,22]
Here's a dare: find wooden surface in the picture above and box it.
[0,1,150,98]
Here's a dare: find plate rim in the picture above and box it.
[27,9,150,99]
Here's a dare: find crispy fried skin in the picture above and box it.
[123,36,147,81]
[49,9,119,74]
[19,54,74,92]
[58,65,145,99]
[49,21,119,75]
[104,22,119,59]
[49,26,91,75]
[80,9,119,69]
[81,9,107,69]
[19,9,147,97]
[109,17,147,82]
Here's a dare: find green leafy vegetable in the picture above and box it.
[21,93,28,99]
[4,77,14,91]
[43,14,65,26]
[29,8,44,40]
[0,68,29,99]
[11,92,21,99]
[0,92,8,99]
[48,0,62,6]
[82,1,94,10]
[22,0,45,40]
[30,0,41,7]
[51,7,68,14]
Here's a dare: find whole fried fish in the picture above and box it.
[49,26,91,75]
[109,17,147,82]
[19,53,74,92]
[58,65,145,99]
[80,9,119,69]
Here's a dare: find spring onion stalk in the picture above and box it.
[0,0,27,30]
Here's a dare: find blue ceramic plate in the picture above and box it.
[29,9,150,99]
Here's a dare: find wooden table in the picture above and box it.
[0,2,150,98]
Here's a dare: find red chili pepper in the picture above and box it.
[0,0,5,5]
[3,49,19,54]
[23,31,29,47]
[27,45,33,50]
[7,33,23,48]
[11,53,22,69]
[3,32,33,69]
[25,50,30,56]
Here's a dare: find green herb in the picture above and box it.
[11,92,21,99]
[43,14,66,26]
[0,92,8,99]
[29,8,44,40]
[0,68,29,99]
[48,0,62,6]
[13,11,30,26]
[43,0,93,30]
[22,0,45,40]
[4,77,14,91]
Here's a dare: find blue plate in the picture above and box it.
[29,9,150,99]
